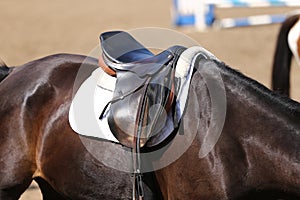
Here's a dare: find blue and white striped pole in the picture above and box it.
[172,0,300,29]
[205,0,300,8]
[215,14,287,28]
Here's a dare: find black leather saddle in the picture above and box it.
[99,31,186,148]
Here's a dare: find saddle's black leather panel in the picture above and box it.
[100,31,154,64]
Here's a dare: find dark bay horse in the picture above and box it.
[0,46,300,199]
[272,13,300,96]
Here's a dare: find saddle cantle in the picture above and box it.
[99,31,186,148]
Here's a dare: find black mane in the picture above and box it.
[214,59,300,116]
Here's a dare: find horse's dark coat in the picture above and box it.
[0,53,299,200]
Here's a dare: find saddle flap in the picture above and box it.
[100,31,154,64]
[108,81,149,148]
[113,71,146,100]
[108,65,175,149]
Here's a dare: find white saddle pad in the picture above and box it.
[69,46,206,143]
[69,68,119,142]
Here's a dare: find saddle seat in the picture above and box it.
[99,31,186,148]
[100,31,175,77]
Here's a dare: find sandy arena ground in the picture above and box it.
[1,0,300,199]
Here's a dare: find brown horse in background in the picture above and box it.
[0,45,300,199]
[272,14,300,96]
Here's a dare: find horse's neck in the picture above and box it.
[223,67,300,129]
[220,66,300,193]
